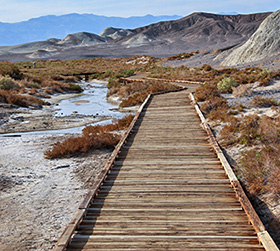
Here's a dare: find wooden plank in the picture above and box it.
[257,231,280,251]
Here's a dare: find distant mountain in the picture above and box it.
[0,13,181,46]
[115,12,271,52]
[0,12,272,62]
[222,10,280,66]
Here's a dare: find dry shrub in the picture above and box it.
[232,83,253,97]
[238,114,260,145]
[249,96,279,108]
[45,133,120,159]
[167,51,198,61]
[120,82,180,107]
[0,89,45,107]
[194,82,220,102]
[219,117,241,146]
[220,114,280,147]
[43,88,54,95]
[45,115,134,159]
[0,90,8,103]
[259,115,280,145]
[240,145,280,195]
[200,96,228,114]
[239,149,266,194]
[201,64,213,72]
[83,114,134,135]
[0,61,23,80]
[28,88,37,95]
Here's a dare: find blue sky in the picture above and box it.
[0,0,279,23]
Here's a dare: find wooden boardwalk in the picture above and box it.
[54,89,277,251]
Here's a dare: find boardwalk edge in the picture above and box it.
[189,92,279,251]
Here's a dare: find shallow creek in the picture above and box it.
[1,80,125,137]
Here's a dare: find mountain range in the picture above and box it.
[0,14,181,46]
[0,11,276,67]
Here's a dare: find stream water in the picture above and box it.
[54,80,123,118]
[0,80,126,137]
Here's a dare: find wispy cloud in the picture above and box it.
[0,0,278,22]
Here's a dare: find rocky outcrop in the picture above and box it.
[222,10,280,66]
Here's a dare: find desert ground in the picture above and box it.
[0,82,121,250]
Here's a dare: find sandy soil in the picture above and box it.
[0,134,111,250]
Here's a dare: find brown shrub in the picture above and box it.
[45,115,134,159]
[238,114,260,145]
[0,90,8,103]
[7,94,46,107]
[0,61,23,80]
[200,96,228,114]
[194,82,220,102]
[119,82,180,107]
[232,84,253,97]
[239,145,280,195]
[249,96,279,108]
[201,64,212,71]
[219,117,241,146]
[259,115,280,145]
[167,51,198,61]
[45,133,120,159]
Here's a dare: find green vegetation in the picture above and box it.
[217,77,237,93]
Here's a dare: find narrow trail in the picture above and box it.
[54,88,278,250]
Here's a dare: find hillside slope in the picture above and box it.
[222,10,280,66]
